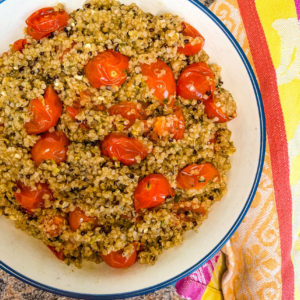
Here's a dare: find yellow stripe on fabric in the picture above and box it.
[255,0,300,142]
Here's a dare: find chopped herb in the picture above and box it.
[174,194,180,203]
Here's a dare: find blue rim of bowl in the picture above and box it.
[0,0,266,298]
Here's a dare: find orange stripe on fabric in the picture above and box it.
[236,0,294,299]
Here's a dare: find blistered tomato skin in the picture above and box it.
[177,62,215,101]
[134,174,174,210]
[101,134,148,166]
[85,50,129,88]
[26,7,69,40]
[178,22,205,56]
[141,60,176,106]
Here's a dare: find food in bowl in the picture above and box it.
[0,0,236,268]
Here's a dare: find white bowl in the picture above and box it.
[0,0,265,298]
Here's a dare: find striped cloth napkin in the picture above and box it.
[175,0,300,299]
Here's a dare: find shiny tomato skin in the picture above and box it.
[153,106,185,140]
[109,101,146,129]
[66,106,81,120]
[176,163,220,190]
[26,7,69,40]
[178,22,205,56]
[13,39,28,52]
[68,207,96,231]
[14,182,54,213]
[204,97,231,123]
[101,247,137,268]
[85,50,129,88]
[101,134,148,166]
[31,131,69,166]
[177,62,215,101]
[48,246,64,260]
[25,86,62,135]
[134,174,174,210]
[140,60,176,106]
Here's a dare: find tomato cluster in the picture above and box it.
[11,8,236,268]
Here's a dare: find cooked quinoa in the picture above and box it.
[0,0,236,267]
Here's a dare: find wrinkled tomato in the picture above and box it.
[177,163,220,190]
[109,101,146,129]
[26,7,69,40]
[31,131,69,165]
[25,86,62,135]
[178,22,205,56]
[85,50,129,88]
[134,174,174,210]
[48,246,64,260]
[153,106,185,140]
[14,182,54,213]
[204,97,231,123]
[13,39,28,52]
[68,207,97,231]
[101,134,148,166]
[177,62,215,101]
[101,247,137,268]
[140,59,176,106]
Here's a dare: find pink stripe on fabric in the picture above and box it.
[175,253,220,299]
[294,0,300,20]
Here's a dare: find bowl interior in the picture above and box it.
[0,0,264,297]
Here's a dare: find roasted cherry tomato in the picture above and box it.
[101,134,148,166]
[48,246,64,260]
[204,97,231,123]
[66,106,89,130]
[45,216,65,237]
[134,174,174,210]
[13,39,28,52]
[177,163,220,190]
[31,131,69,166]
[101,247,137,268]
[140,60,176,106]
[14,182,53,213]
[85,50,129,88]
[109,101,146,129]
[177,62,215,101]
[68,207,97,231]
[153,106,185,140]
[178,22,205,56]
[25,86,62,135]
[26,7,69,40]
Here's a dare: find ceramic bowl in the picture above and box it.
[0,0,265,298]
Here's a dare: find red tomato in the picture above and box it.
[134,174,174,210]
[140,60,176,106]
[31,131,69,166]
[94,104,106,111]
[101,247,137,268]
[153,106,185,140]
[101,134,148,166]
[85,50,129,88]
[68,207,97,231]
[48,246,64,260]
[178,22,205,56]
[45,216,65,237]
[25,86,62,135]
[109,101,146,129]
[26,7,69,40]
[13,39,28,52]
[177,62,215,101]
[204,97,231,123]
[176,163,220,190]
[14,182,54,213]
[66,106,81,120]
